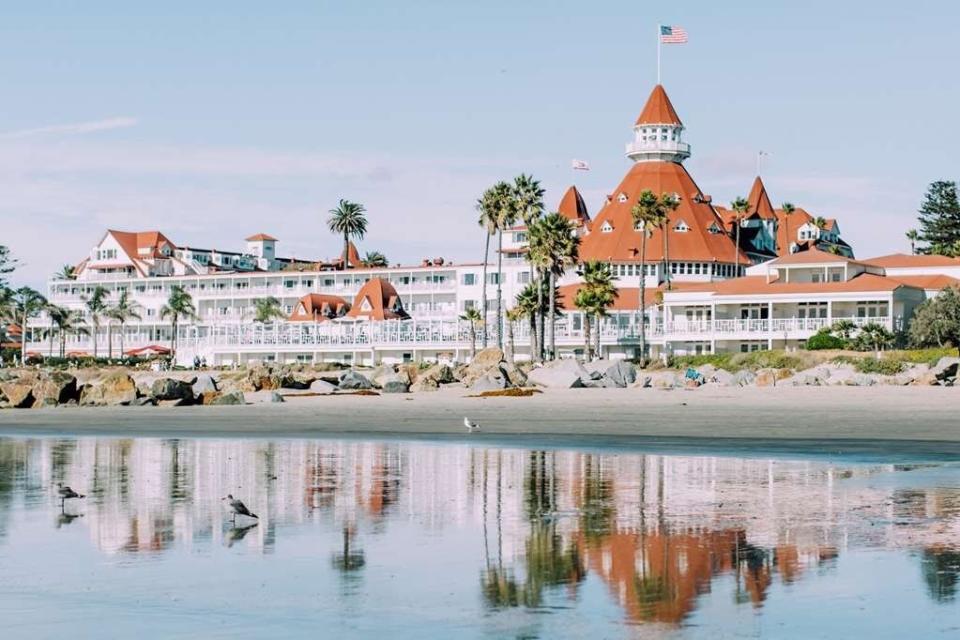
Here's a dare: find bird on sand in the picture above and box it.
[57,483,85,500]
[222,494,259,522]
[464,417,480,432]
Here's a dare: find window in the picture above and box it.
[857,301,888,318]
[487,273,500,285]
[831,272,841,282]
[707,223,722,234]
[617,192,628,203]
[600,221,614,233]
[674,220,690,232]
[812,272,821,283]
[461,273,476,286]
[323,278,334,287]
[463,300,476,311]
[517,271,530,284]
[514,232,527,243]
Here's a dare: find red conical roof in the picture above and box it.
[746,176,776,220]
[557,185,591,226]
[635,85,683,126]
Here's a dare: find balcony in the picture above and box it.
[625,140,691,157]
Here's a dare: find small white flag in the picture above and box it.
[571,159,590,171]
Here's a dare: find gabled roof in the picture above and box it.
[746,176,776,220]
[635,85,682,126]
[888,274,960,290]
[246,233,277,242]
[347,279,409,321]
[667,272,917,298]
[768,246,858,266]
[557,284,661,311]
[774,206,814,255]
[557,185,591,226]
[289,293,350,322]
[578,161,749,264]
[865,253,960,268]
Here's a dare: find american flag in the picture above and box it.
[660,25,687,44]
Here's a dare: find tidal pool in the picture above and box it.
[1,435,959,638]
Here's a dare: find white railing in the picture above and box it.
[625,140,691,156]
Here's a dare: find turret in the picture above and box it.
[625,85,690,164]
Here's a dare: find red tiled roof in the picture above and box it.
[289,293,350,322]
[635,85,682,126]
[578,161,749,264]
[887,274,960,290]
[246,233,277,242]
[557,284,662,311]
[665,273,914,298]
[347,279,409,321]
[557,185,591,226]
[774,207,815,255]
[768,247,859,266]
[746,176,776,220]
[865,253,960,268]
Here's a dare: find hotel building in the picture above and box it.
[25,85,960,364]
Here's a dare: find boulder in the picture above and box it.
[418,364,457,386]
[380,377,410,393]
[471,366,510,393]
[0,381,35,409]
[732,370,756,387]
[501,363,528,388]
[845,373,878,387]
[192,373,219,400]
[248,365,281,391]
[706,369,735,387]
[79,372,139,406]
[32,372,78,407]
[641,372,681,389]
[309,379,337,394]
[158,398,191,407]
[822,365,857,386]
[132,396,157,407]
[460,348,507,386]
[338,371,372,390]
[151,377,196,403]
[370,365,398,389]
[281,371,316,390]
[527,359,588,388]
[754,369,778,387]
[931,357,960,385]
[604,360,637,388]
[208,391,245,405]
[789,367,829,386]
[410,377,439,392]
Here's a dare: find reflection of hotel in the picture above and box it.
[5,438,960,625]
[26,85,960,363]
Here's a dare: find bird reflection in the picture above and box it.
[56,509,84,528]
[225,522,259,548]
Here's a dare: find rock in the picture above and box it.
[248,365,280,391]
[822,365,857,386]
[208,390,245,405]
[706,369,735,387]
[527,359,588,388]
[158,398,191,407]
[410,377,439,392]
[269,391,285,403]
[460,348,507,386]
[471,366,510,393]
[281,371,316,390]
[132,396,157,407]
[151,377,196,403]
[309,379,337,394]
[501,363,528,388]
[397,363,420,385]
[338,371,372,390]
[0,381,35,408]
[931,357,960,385]
[604,361,637,388]
[641,372,681,389]
[685,378,702,389]
[79,372,139,406]
[380,378,410,393]
[696,364,718,379]
[32,372,78,407]
[418,364,457,386]
[754,369,778,387]
[789,367,829,386]
[369,365,398,389]
[845,373,878,387]
[192,373,219,400]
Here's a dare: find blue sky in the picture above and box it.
[2,1,958,286]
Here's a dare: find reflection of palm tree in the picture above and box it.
[521,522,586,607]
[921,547,960,602]
[580,455,615,542]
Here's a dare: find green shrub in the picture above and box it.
[668,353,734,371]
[853,358,905,375]
[806,331,847,350]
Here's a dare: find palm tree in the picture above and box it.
[660,194,680,290]
[81,285,109,358]
[460,307,483,358]
[105,290,141,358]
[814,216,828,230]
[327,199,368,270]
[55,264,76,280]
[781,202,795,215]
[476,187,501,348]
[576,261,618,360]
[486,181,518,351]
[46,305,86,358]
[528,213,579,360]
[4,287,47,364]
[160,285,197,362]
[505,306,524,364]
[513,175,546,359]
[252,296,286,323]
[631,190,668,366]
[906,229,920,255]
[514,283,539,363]
[362,251,388,268]
[731,196,750,277]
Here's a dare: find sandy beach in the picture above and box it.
[1,386,959,455]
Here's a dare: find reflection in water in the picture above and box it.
[0,436,959,634]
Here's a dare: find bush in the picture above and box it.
[852,358,905,375]
[806,331,847,350]
[668,353,734,371]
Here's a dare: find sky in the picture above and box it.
[2,1,958,287]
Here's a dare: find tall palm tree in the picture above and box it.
[575,262,618,361]
[362,251,388,268]
[81,285,109,358]
[505,306,524,364]
[46,305,86,359]
[814,216,828,230]
[905,229,920,255]
[55,264,76,280]
[731,196,750,277]
[327,199,368,270]
[160,285,197,362]
[476,187,501,348]
[252,296,286,323]
[631,190,668,366]
[779,202,796,254]
[460,307,483,358]
[105,290,141,358]
[514,283,539,363]
[487,181,518,351]
[528,213,579,360]
[781,202,796,215]
[513,175,546,359]
[4,287,47,364]
[660,194,680,290]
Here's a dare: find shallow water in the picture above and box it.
[1,436,959,639]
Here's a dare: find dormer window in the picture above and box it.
[617,192,628,203]
[707,223,722,234]
[600,221,614,233]
[674,220,690,233]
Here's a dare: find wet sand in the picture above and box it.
[0,386,958,455]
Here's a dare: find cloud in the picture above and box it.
[0,117,139,140]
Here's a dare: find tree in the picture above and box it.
[505,306,524,364]
[854,322,895,352]
[327,199,368,269]
[660,193,680,290]
[460,307,483,358]
[512,174,545,360]
[487,181,519,351]
[81,285,109,358]
[909,286,960,356]
[0,245,16,288]
[252,296,286,323]
[514,283,539,363]
[917,181,960,255]
[781,202,796,215]
[631,190,668,366]
[575,261,618,360]
[528,213,579,359]
[105,290,141,358]
[160,285,197,361]
[55,264,76,280]
[814,216,828,230]
[906,229,920,255]
[731,197,749,277]
[476,187,501,348]
[362,251,388,268]
[46,305,87,358]
[3,287,47,364]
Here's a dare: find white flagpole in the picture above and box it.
[656,24,662,84]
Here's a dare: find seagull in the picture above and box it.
[57,483,85,501]
[222,494,259,522]
[464,417,480,432]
